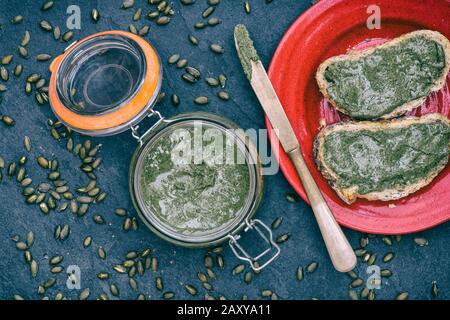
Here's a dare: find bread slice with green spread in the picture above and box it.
[316,30,450,120]
[313,113,450,204]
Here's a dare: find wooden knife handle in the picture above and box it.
[288,148,356,273]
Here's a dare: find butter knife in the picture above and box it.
[234,24,356,272]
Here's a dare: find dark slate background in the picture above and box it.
[0,0,449,300]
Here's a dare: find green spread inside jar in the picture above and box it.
[322,120,450,194]
[324,36,447,119]
[137,123,251,237]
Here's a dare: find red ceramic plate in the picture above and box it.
[267,0,450,234]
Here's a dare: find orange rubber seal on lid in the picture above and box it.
[49,30,160,132]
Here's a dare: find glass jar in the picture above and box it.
[49,31,280,271]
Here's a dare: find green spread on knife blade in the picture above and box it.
[234,24,260,81]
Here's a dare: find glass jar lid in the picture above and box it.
[130,114,263,245]
[49,31,162,136]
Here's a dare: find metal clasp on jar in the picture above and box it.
[228,219,281,272]
[130,108,171,146]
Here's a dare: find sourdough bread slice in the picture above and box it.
[316,30,450,120]
[313,113,450,204]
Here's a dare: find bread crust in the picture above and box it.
[316,30,450,120]
[313,113,450,204]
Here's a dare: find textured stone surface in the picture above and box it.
[0,0,449,300]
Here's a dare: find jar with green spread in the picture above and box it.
[129,112,280,270]
[48,32,280,271]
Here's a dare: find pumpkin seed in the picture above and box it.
[367,253,377,266]
[79,288,90,300]
[60,224,70,239]
[208,0,220,4]
[122,0,134,9]
[93,214,105,224]
[83,236,92,248]
[39,202,49,214]
[0,84,6,92]
[39,20,52,31]
[129,24,138,34]
[381,269,393,277]
[218,74,227,88]
[16,241,28,250]
[26,231,34,247]
[62,31,74,42]
[36,54,52,61]
[113,264,127,273]
[195,21,205,29]
[208,18,221,26]
[139,25,150,36]
[129,278,138,291]
[110,284,119,296]
[51,266,63,274]
[202,6,215,18]
[431,281,438,297]
[49,255,63,265]
[382,236,393,246]
[176,59,188,68]
[14,64,23,77]
[306,262,318,273]
[98,247,106,259]
[155,277,163,291]
[1,66,9,81]
[184,284,197,296]
[232,264,245,275]
[210,43,224,54]
[194,96,208,105]
[349,290,358,300]
[30,260,38,277]
[350,278,364,288]
[97,272,109,280]
[414,237,428,246]
[133,8,142,21]
[156,16,170,25]
[147,10,159,19]
[163,291,174,299]
[8,162,17,176]
[275,233,290,244]
[270,216,283,230]
[182,73,196,83]
[244,0,251,14]
[244,271,253,284]
[189,35,199,45]
[186,66,201,78]
[41,1,54,11]
[296,266,304,281]
[12,16,23,24]
[53,26,61,40]
[151,257,158,272]
[395,292,409,300]
[19,46,28,58]
[2,55,13,65]
[171,94,180,107]
[98,293,108,300]
[383,252,395,263]
[91,9,100,22]
[24,251,32,264]
[206,77,219,86]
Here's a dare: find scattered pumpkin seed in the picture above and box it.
[91,8,100,22]
[210,43,224,54]
[414,237,428,246]
[306,262,318,273]
[194,96,208,105]
[395,292,409,300]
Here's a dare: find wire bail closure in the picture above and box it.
[130,108,169,146]
[228,219,281,272]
